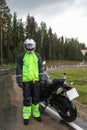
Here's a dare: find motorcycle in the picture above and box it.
[39,61,79,122]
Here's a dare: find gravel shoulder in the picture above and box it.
[74,100,87,121]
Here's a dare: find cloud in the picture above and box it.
[7,0,76,24]
[7,0,75,21]
[7,0,75,16]
[7,0,74,10]
[6,0,87,21]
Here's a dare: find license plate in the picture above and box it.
[66,88,79,101]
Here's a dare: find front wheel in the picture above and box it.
[55,95,77,122]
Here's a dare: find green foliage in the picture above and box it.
[25,15,37,39]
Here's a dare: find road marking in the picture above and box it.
[69,122,84,130]
[40,103,85,130]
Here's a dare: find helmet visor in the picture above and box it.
[25,44,34,52]
[26,44,32,49]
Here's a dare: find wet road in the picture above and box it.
[0,71,76,130]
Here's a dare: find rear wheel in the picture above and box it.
[55,95,77,122]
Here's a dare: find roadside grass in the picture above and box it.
[0,63,16,68]
[47,67,87,105]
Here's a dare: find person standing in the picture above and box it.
[16,38,43,125]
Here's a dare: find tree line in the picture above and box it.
[0,0,86,64]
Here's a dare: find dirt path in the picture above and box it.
[74,100,87,121]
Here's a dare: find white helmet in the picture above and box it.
[24,38,36,52]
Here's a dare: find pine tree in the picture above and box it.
[25,14,37,40]
[0,0,12,64]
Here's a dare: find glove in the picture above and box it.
[40,73,45,81]
[18,82,23,88]
[40,80,45,84]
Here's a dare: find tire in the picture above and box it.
[55,95,77,122]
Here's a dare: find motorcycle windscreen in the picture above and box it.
[66,88,79,101]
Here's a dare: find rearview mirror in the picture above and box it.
[42,61,46,65]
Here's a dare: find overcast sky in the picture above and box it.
[7,0,87,46]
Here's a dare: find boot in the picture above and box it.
[24,119,29,125]
[34,117,42,122]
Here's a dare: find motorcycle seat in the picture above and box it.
[53,78,65,84]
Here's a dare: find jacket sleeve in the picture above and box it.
[16,53,24,83]
[35,52,45,80]
[35,53,43,73]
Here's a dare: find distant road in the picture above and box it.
[0,64,87,71]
